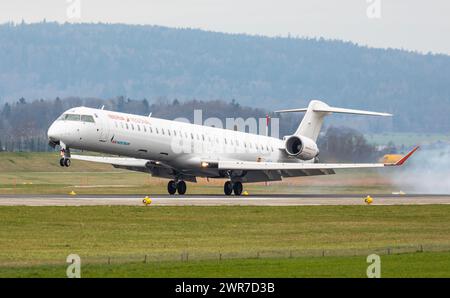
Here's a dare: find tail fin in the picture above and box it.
[275,100,392,141]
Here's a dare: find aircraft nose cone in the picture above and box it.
[47,122,62,141]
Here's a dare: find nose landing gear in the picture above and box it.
[59,145,71,167]
[223,181,243,196]
[167,180,187,195]
[59,157,71,167]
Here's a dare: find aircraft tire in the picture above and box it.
[64,158,71,167]
[224,181,233,195]
[177,181,187,195]
[233,181,243,196]
[59,158,65,167]
[167,180,177,195]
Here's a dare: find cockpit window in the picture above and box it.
[59,114,95,123]
[59,114,81,121]
[81,115,95,123]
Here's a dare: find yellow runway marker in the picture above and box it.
[365,195,373,205]
[143,196,152,206]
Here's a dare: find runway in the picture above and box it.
[1,194,450,206]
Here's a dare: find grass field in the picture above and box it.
[1,252,449,278]
[1,152,449,277]
[0,152,401,194]
[0,205,449,277]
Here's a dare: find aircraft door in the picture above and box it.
[95,112,110,143]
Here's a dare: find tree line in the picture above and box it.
[0,22,449,133]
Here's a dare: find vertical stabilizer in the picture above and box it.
[295,100,330,141]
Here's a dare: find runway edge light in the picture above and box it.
[365,195,373,205]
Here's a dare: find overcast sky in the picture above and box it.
[1,0,449,55]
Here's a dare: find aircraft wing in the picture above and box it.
[71,155,151,168]
[70,154,199,181]
[217,146,419,171]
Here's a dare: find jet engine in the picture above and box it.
[284,135,319,160]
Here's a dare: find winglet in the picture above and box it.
[392,146,420,166]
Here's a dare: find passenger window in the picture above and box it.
[131,124,134,130]
[125,123,129,130]
[162,128,165,135]
[150,127,153,133]
[143,126,146,132]
[156,128,159,134]
[168,130,171,136]
[137,125,141,131]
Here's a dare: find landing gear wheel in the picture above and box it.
[177,181,187,195]
[59,158,65,167]
[233,181,243,196]
[63,158,71,167]
[167,180,177,195]
[224,181,233,196]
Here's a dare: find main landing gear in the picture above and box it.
[224,181,243,196]
[167,180,187,195]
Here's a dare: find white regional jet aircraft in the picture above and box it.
[47,100,418,195]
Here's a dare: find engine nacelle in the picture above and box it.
[284,135,319,160]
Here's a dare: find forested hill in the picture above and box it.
[0,22,450,132]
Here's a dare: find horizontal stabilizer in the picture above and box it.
[275,106,392,117]
[274,108,308,113]
[313,106,392,117]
